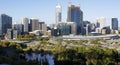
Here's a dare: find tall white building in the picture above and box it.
[96,17,106,29]
[22,17,29,32]
[55,3,62,24]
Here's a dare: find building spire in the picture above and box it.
[68,0,71,7]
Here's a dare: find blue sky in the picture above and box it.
[0,0,120,26]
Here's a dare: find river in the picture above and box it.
[25,53,54,65]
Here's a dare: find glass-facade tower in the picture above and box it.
[67,4,83,35]
[0,14,12,35]
[112,18,118,30]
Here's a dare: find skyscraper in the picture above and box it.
[67,0,83,34]
[30,18,39,31]
[0,14,12,35]
[22,17,29,32]
[39,22,47,35]
[13,24,23,34]
[111,18,118,30]
[55,3,62,24]
[96,17,106,29]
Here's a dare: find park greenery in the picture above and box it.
[0,35,120,65]
[53,45,120,65]
[16,34,49,41]
[0,40,48,65]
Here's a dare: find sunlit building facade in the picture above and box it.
[56,3,62,24]
[22,17,29,32]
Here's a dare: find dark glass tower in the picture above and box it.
[67,1,83,35]
[0,14,12,35]
[112,18,118,30]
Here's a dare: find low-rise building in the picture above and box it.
[7,29,18,39]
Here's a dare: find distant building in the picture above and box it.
[91,23,96,32]
[56,22,76,36]
[7,29,18,39]
[101,26,110,35]
[28,23,32,32]
[55,3,62,24]
[22,17,29,32]
[51,27,59,36]
[96,17,106,29]
[13,24,23,34]
[13,30,18,39]
[39,22,47,35]
[66,22,76,35]
[96,28,102,33]
[29,22,47,36]
[101,29,106,35]
[103,26,111,34]
[7,29,13,39]
[82,21,91,35]
[67,0,83,34]
[30,18,39,31]
[57,22,70,35]
[0,14,12,35]
[49,24,56,29]
[111,18,118,30]
[95,21,100,28]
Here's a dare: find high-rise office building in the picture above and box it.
[111,18,118,30]
[56,22,76,35]
[82,21,91,35]
[13,24,23,34]
[30,18,39,31]
[0,14,12,35]
[22,17,29,32]
[66,22,76,35]
[39,22,47,35]
[67,0,83,34]
[55,3,62,24]
[96,17,106,29]
[57,22,70,35]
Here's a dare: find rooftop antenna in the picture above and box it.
[78,0,81,7]
[78,3,81,10]
[68,0,72,7]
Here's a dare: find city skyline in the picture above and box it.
[0,0,120,26]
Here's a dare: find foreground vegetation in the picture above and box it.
[53,45,120,65]
[16,34,49,41]
[0,36,120,65]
